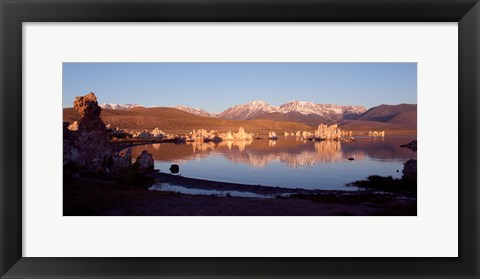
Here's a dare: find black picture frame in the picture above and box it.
[1,0,479,278]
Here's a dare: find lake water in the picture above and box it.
[128,136,417,191]
[148,182,278,198]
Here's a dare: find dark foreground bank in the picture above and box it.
[63,175,416,216]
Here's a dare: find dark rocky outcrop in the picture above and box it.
[402,159,417,181]
[134,151,154,173]
[64,93,113,173]
[400,140,417,152]
[169,164,179,174]
[64,92,154,178]
[74,93,106,131]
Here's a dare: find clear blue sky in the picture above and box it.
[63,63,416,112]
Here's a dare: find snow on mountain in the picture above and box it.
[100,103,143,110]
[218,100,366,120]
[217,100,279,120]
[278,100,365,115]
[100,100,366,124]
[173,105,216,117]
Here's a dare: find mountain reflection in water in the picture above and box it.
[128,136,417,190]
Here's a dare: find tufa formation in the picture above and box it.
[64,92,154,177]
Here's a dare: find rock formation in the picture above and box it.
[68,121,79,131]
[169,164,180,174]
[268,131,278,140]
[402,159,417,181]
[64,93,113,173]
[314,124,342,140]
[134,151,154,172]
[74,93,107,131]
[367,131,385,137]
[400,140,417,152]
[233,127,251,140]
[189,127,253,142]
[134,130,153,139]
[151,127,166,138]
[301,131,313,139]
[224,131,234,140]
[64,92,155,177]
[113,148,132,171]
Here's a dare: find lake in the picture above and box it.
[128,136,417,191]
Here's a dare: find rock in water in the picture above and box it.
[314,124,342,140]
[135,151,154,172]
[400,140,417,152]
[268,131,278,140]
[169,164,180,174]
[402,159,417,181]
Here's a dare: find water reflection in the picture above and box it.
[190,140,253,153]
[130,137,415,168]
[128,136,416,189]
[269,140,277,147]
[149,182,277,198]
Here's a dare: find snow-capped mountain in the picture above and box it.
[173,105,216,118]
[217,100,278,120]
[99,100,366,126]
[278,100,365,116]
[217,100,366,122]
[100,103,143,110]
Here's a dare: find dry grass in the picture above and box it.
[64,107,417,135]
[64,107,314,134]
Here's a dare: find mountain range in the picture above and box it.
[99,103,143,110]
[216,100,365,125]
[93,100,416,131]
[100,100,366,125]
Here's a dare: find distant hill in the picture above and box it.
[339,104,417,132]
[63,106,313,134]
[354,104,416,122]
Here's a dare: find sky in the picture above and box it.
[63,63,417,112]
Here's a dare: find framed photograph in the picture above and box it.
[1,0,479,278]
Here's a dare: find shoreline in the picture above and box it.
[152,172,357,196]
[111,132,417,145]
[64,182,417,216]
[64,178,416,216]
[64,167,416,216]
